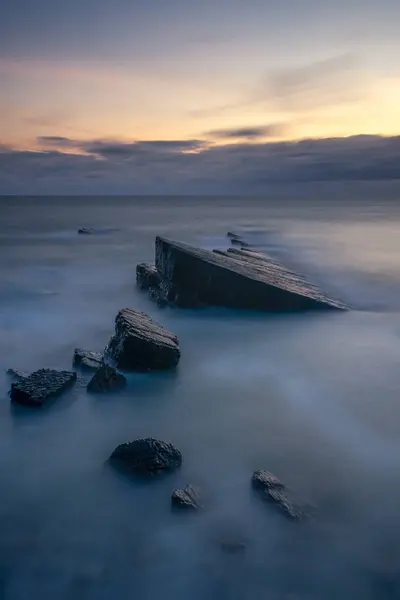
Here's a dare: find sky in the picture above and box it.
[1,0,400,193]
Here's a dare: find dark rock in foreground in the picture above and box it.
[171,485,203,510]
[136,263,161,290]
[251,469,305,521]
[87,364,127,393]
[105,308,180,371]
[108,437,182,476]
[154,236,347,311]
[7,368,29,382]
[73,348,103,371]
[10,369,77,407]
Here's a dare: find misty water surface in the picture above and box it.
[1,195,400,599]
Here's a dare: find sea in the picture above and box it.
[1,192,400,599]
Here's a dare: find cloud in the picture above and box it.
[263,53,363,111]
[206,123,287,140]
[1,135,400,194]
[37,136,208,157]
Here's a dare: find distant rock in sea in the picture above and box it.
[251,469,306,521]
[108,437,182,476]
[104,308,180,371]
[78,227,95,234]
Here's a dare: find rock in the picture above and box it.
[220,540,247,554]
[10,369,77,407]
[6,368,29,382]
[104,308,180,371]
[73,348,103,371]
[87,364,127,393]
[78,227,95,234]
[108,437,182,476]
[171,485,203,510]
[136,263,161,291]
[154,236,347,311]
[148,287,168,308]
[251,470,305,521]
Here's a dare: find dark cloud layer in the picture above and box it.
[206,124,286,140]
[1,135,400,194]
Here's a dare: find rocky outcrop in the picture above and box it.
[73,348,103,371]
[108,437,182,476]
[104,308,180,371]
[87,364,127,393]
[78,227,95,235]
[10,369,77,407]
[153,236,347,311]
[171,485,203,510]
[251,470,305,521]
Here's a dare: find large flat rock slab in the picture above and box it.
[105,308,180,371]
[10,369,77,407]
[155,236,347,311]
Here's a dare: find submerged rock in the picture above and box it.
[105,308,180,371]
[87,364,127,393]
[251,470,305,521]
[10,369,77,407]
[154,236,347,311]
[78,227,95,235]
[108,437,182,476]
[73,348,103,371]
[136,263,161,291]
[220,540,247,555]
[171,485,203,510]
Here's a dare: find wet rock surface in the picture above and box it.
[87,364,127,393]
[251,470,306,521]
[154,236,347,311]
[108,437,183,476]
[171,485,203,510]
[73,348,103,371]
[136,263,161,290]
[105,308,180,371]
[10,369,77,407]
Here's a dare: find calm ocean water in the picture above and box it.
[1,194,400,599]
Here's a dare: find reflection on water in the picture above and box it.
[1,195,400,599]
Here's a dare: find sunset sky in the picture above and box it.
[1,0,400,193]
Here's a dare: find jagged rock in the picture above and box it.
[154,236,347,311]
[73,348,103,371]
[78,227,95,234]
[251,470,305,521]
[105,308,180,371]
[171,485,202,510]
[6,368,29,382]
[108,437,182,476]
[10,369,77,407]
[136,263,161,290]
[87,364,127,393]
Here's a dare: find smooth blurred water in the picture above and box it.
[1,195,400,599]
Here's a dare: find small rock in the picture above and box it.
[171,485,202,511]
[136,263,161,291]
[251,470,306,521]
[10,369,77,407]
[108,437,182,476]
[104,308,180,371]
[87,364,127,393]
[73,348,103,371]
[78,227,95,234]
[220,540,247,554]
